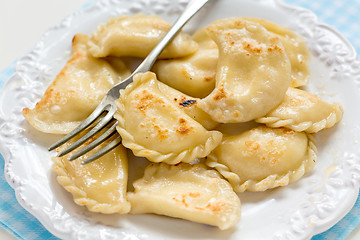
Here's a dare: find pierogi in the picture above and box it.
[52,130,130,214]
[114,72,222,164]
[206,126,317,192]
[128,163,241,230]
[153,17,310,98]
[157,80,219,130]
[22,34,130,134]
[88,14,198,59]
[198,18,292,123]
[245,17,311,87]
[152,28,218,98]
[256,87,343,133]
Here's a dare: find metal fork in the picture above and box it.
[48,0,209,164]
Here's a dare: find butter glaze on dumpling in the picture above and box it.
[197,18,292,123]
[206,126,317,192]
[255,87,343,133]
[22,34,130,134]
[245,17,311,87]
[88,14,198,59]
[52,131,131,214]
[128,163,241,230]
[114,72,222,164]
[152,28,218,98]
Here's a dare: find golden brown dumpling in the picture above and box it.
[206,126,317,192]
[114,72,222,164]
[128,163,241,230]
[197,18,292,123]
[245,17,311,87]
[52,131,131,214]
[22,34,130,134]
[88,14,198,59]
[152,28,218,98]
[157,81,219,130]
[255,87,343,133]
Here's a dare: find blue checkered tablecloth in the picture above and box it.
[1,0,360,239]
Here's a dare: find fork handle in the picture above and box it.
[134,0,209,73]
[109,0,209,97]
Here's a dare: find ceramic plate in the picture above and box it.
[1,0,360,239]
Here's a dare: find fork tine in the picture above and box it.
[48,105,105,151]
[69,121,118,161]
[81,135,122,165]
[57,106,116,157]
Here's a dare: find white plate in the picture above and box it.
[1,0,360,239]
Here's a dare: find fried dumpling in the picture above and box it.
[206,126,317,192]
[128,163,241,230]
[52,131,131,214]
[255,87,343,133]
[157,81,219,130]
[245,17,311,87]
[22,34,130,134]
[197,18,292,123]
[114,72,222,164]
[88,14,198,59]
[152,28,218,98]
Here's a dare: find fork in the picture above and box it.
[48,0,209,164]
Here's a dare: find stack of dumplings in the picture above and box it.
[22,14,343,230]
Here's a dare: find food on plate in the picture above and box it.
[88,14,198,59]
[152,28,218,98]
[157,80,219,130]
[114,72,222,164]
[22,34,130,134]
[128,163,241,230]
[197,18,292,123]
[206,126,317,192]
[52,129,131,214]
[244,17,311,87]
[255,87,343,133]
[21,12,344,231]
[153,17,311,99]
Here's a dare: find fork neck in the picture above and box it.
[130,0,209,74]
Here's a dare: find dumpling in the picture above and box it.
[52,130,131,214]
[152,28,218,98]
[128,163,241,230]
[157,80,219,130]
[206,126,317,192]
[22,34,130,134]
[245,17,311,87]
[197,18,292,123]
[255,87,343,133]
[114,72,222,165]
[88,14,198,59]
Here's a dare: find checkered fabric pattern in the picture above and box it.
[0,159,59,240]
[290,0,360,53]
[1,0,360,239]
